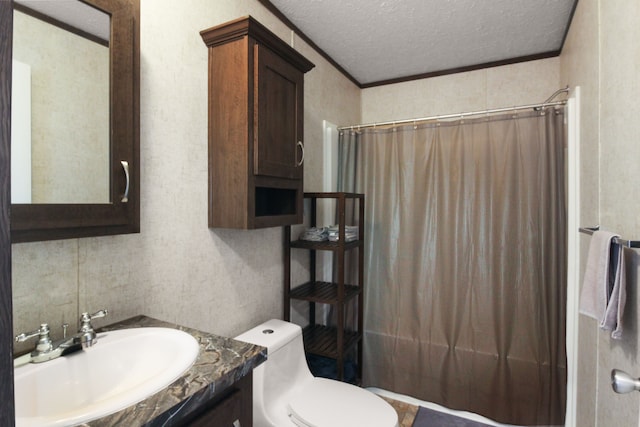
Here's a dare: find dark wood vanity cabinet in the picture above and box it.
[185,373,252,427]
[200,16,314,229]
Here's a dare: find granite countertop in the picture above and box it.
[81,315,266,426]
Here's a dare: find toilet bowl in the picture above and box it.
[235,319,398,427]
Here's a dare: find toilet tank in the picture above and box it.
[235,319,314,422]
[236,319,302,353]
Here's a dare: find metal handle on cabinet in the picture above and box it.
[296,141,304,167]
[232,420,241,427]
[120,160,130,203]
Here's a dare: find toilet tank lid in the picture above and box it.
[234,319,301,353]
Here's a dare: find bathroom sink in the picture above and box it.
[14,327,200,427]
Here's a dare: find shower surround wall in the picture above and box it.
[561,0,640,426]
[11,0,361,352]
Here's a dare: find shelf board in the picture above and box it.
[302,324,362,359]
[290,281,361,304]
[303,192,364,199]
[290,239,362,251]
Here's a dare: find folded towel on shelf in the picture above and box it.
[299,227,328,242]
[579,230,627,339]
[299,225,359,242]
[327,225,359,242]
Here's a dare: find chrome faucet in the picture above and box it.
[15,309,109,364]
[15,323,78,364]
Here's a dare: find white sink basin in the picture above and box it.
[14,327,200,427]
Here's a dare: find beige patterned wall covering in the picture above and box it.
[361,57,560,125]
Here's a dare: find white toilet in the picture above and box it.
[235,319,398,427]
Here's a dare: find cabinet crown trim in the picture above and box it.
[200,15,315,73]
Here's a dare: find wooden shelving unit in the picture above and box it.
[284,192,364,382]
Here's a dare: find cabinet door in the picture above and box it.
[188,388,244,427]
[254,44,304,180]
[186,373,252,427]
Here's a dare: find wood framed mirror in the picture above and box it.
[10,0,140,243]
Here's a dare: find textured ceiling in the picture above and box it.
[15,0,110,42]
[267,0,577,86]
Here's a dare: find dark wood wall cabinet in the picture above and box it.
[200,16,314,229]
[284,192,364,382]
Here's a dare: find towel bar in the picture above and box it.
[579,226,640,248]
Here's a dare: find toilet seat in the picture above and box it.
[287,378,397,427]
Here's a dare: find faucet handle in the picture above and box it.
[15,323,53,353]
[78,309,108,349]
[79,309,109,330]
[90,309,108,319]
[15,323,49,342]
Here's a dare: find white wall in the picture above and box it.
[11,0,361,352]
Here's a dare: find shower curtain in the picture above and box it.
[338,109,567,426]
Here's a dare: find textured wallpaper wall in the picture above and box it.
[361,57,560,124]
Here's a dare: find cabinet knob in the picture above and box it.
[296,141,304,167]
[232,420,241,427]
[612,369,640,393]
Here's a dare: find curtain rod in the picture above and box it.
[337,86,570,131]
